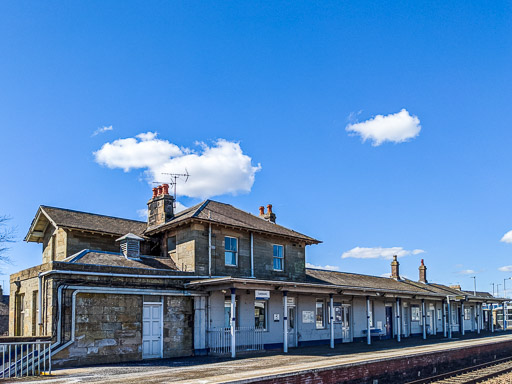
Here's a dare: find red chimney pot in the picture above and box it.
[267,204,273,214]
[152,188,158,198]
[259,206,265,216]
[162,184,169,195]
[157,185,163,195]
[421,259,424,265]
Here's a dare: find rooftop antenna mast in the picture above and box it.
[161,169,190,208]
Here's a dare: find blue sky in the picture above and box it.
[1,1,512,295]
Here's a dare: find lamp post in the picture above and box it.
[491,283,495,297]
[471,276,477,296]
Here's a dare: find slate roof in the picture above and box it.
[40,206,147,236]
[305,269,502,300]
[306,268,435,294]
[145,200,320,244]
[64,250,178,270]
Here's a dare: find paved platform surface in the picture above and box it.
[10,332,512,384]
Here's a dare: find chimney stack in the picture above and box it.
[259,204,276,223]
[147,184,174,227]
[391,255,400,280]
[419,259,428,283]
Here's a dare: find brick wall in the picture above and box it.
[249,339,512,384]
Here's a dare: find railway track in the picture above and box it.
[406,357,512,383]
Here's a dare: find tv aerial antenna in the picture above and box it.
[160,169,190,208]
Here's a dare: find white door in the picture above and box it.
[143,303,162,359]
[342,305,351,342]
[287,307,297,348]
[402,306,409,337]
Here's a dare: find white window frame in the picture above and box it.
[273,244,284,271]
[224,236,238,267]
[316,299,325,329]
[254,300,268,331]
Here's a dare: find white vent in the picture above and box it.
[116,233,144,259]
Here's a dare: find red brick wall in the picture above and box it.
[251,340,512,384]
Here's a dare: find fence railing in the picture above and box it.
[0,340,52,378]
[207,327,264,355]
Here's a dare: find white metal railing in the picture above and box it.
[207,327,264,355]
[0,341,52,378]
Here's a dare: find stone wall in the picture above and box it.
[66,230,120,258]
[163,296,194,358]
[53,292,195,367]
[42,225,67,263]
[55,293,142,367]
[168,223,307,281]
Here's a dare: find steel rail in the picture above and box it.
[406,356,512,384]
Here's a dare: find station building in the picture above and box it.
[10,185,502,367]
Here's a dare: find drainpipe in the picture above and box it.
[330,294,334,349]
[38,273,43,336]
[366,296,371,345]
[396,298,401,342]
[250,232,254,278]
[230,288,236,359]
[422,299,426,340]
[208,223,212,277]
[283,291,288,353]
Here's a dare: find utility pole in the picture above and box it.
[471,276,477,296]
[491,283,495,297]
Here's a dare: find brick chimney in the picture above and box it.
[147,184,174,227]
[419,259,428,283]
[259,204,276,223]
[391,255,400,280]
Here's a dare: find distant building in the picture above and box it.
[10,185,501,367]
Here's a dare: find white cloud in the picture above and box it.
[346,109,421,146]
[305,263,340,271]
[501,230,512,243]
[458,269,476,275]
[499,266,512,272]
[341,246,425,260]
[94,132,261,199]
[92,125,114,137]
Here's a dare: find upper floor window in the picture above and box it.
[167,235,177,254]
[225,236,238,266]
[273,245,284,271]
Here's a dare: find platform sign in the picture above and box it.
[255,290,270,300]
[287,297,295,306]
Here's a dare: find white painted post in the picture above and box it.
[422,300,427,340]
[491,305,495,333]
[366,296,371,345]
[504,302,507,331]
[230,288,236,358]
[461,301,465,336]
[396,298,401,342]
[447,297,452,339]
[330,294,334,349]
[283,291,288,353]
[477,303,481,334]
[443,301,447,337]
